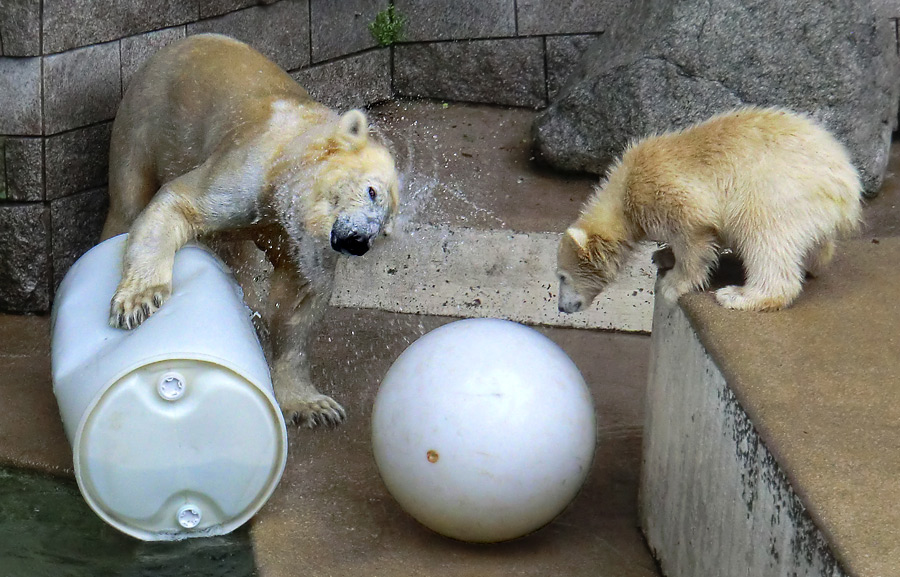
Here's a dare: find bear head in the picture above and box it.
[556,226,628,313]
[282,109,400,257]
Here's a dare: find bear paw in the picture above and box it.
[109,283,171,330]
[659,274,693,302]
[715,286,790,312]
[282,394,347,429]
[714,285,747,308]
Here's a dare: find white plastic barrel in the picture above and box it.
[51,234,287,541]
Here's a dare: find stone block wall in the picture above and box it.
[391,0,627,106]
[0,0,615,313]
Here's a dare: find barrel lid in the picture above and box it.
[73,359,287,541]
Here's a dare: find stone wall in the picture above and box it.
[0,0,615,313]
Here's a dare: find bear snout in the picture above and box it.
[331,212,386,256]
[557,282,586,314]
[330,228,372,256]
[558,298,584,314]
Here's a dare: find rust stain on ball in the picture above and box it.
[426,450,439,463]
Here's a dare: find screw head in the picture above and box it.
[177,504,202,529]
[158,373,185,401]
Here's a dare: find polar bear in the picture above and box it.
[101,34,400,428]
[556,107,862,313]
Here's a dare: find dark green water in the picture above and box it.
[0,468,257,577]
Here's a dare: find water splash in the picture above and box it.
[373,106,507,234]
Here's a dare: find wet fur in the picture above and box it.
[557,107,862,313]
[102,34,400,427]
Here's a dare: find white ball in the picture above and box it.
[371,318,596,543]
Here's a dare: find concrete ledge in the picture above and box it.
[642,294,847,577]
[641,237,900,577]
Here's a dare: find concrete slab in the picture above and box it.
[332,226,656,332]
[354,100,657,332]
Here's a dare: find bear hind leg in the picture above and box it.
[804,239,835,278]
[716,236,806,311]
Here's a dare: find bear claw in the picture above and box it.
[109,283,171,330]
[283,394,347,429]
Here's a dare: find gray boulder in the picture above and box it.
[534,0,900,196]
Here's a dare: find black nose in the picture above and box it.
[558,299,582,314]
[331,230,370,256]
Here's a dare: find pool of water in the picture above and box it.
[0,468,256,577]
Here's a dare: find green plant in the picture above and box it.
[369,5,406,47]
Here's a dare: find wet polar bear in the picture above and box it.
[101,34,399,427]
[557,107,862,313]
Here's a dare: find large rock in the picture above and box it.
[534,0,900,196]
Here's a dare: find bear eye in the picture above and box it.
[368,186,377,201]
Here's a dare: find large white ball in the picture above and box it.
[371,318,596,543]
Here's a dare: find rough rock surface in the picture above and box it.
[0,204,50,312]
[395,38,547,109]
[50,188,109,290]
[533,0,900,195]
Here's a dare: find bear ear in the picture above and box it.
[335,109,369,151]
[566,227,589,251]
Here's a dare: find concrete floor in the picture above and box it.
[250,100,659,576]
[252,310,655,577]
[0,100,897,576]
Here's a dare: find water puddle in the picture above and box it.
[0,467,256,576]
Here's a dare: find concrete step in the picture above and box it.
[641,237,900,577]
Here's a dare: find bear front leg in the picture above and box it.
[110,180,200,329]
[266,263,346,428]
[658,232,718,302]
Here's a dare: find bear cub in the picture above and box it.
[557,107,862,313]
